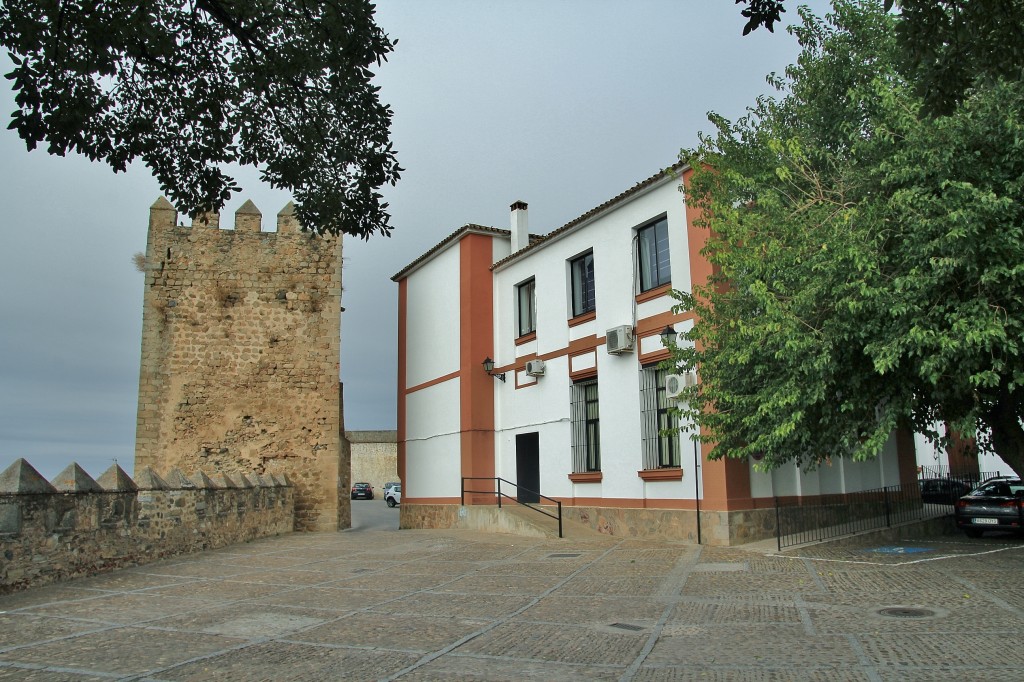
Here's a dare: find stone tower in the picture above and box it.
[134,198,347,531]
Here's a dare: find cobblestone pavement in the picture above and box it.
[1,527,1022,681]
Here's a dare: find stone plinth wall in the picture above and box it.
[399,503,460,531]
[0,459,294,594]
[401,502,778,546]
[135,199,344,531]
[347,431,398,492]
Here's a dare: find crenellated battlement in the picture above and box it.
[147,197,305,235]
[136,198,346,532]
[0,458,294,594]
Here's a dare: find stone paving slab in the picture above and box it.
[0,527,1021,680]
[458,620,648,666]
[18,592,211,625]
[159,641,423,682]
[398,654,624,681]
[0,627,248,676]
[517,595,667,625]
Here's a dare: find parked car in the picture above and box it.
[385,483,402,507]
[382,481,400,498]
[351,482,374,500]
[954,478,1024,538]
[920,478,973,505]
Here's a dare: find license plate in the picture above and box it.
[973,518,999,525]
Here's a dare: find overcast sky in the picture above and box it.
[0,0,832,480]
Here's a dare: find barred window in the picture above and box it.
[571,379,600,472]
[640,365,679,469]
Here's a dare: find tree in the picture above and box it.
[0,0,402,238]
[672,0,1024,478]
[736,0,1024,115]
[734,0,787,35]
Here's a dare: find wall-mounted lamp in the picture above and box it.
[482,357,506,382]
[660,324,677,347]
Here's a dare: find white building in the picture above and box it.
[392,164,921,545]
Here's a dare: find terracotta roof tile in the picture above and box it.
[391,161,687,281]
[491,161,687,270]
[391,224,508,282]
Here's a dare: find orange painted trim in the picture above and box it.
[568,497,699,510]
[567,334,601,356]
[568,471,603,483]
[397,278,407,488]
[569,367,598,381]
[895,425,919,486]
[638,468,683,481]
[514,372,539,390]
[459,233,496,501]
[514,331,537,346]
[636,309,694,336]
[404,495,781,512]
[682,167,752,510]
[406,370,460,395]
[568,310,597,327]
[635,283,672,304]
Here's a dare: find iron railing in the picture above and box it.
[918,466,1000,490]
[775,481,954,550]
[461,477,563,538]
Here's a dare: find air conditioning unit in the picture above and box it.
[606,325,634,354]
[665,371,697,399]
[525,359,546,376]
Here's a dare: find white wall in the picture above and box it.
[404,379,461,498]
[490,178,699,503]
[405,243,461,389]
[915,423,1013,477]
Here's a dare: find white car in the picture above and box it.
[385,483,402,507]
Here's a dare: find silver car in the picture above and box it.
[954,477,1024,538]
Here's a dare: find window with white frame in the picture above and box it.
[570,251,595,317]
[516,278,536,337]
[639,365,680,468]
[637,216,671,292]
[571,379,600,472]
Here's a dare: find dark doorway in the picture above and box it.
[515,432,540,503]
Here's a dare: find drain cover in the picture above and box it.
[876,607,936,619]
[548,553,582,558]
[609,622,645,631]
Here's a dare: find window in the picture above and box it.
[570,251,595,317]
[640,366,679,468]
[517,278,536,337]
[637,217,671,292]
[571,379,600,472]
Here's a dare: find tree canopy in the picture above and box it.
[673,0,1024,478]
[736,0,1024,115]
[0,0,402,237]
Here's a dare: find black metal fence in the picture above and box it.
[918,465,1000,491]
[775,469,1005,550]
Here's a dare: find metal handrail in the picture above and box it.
[461,477,563,538]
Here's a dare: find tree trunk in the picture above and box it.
[986,389,1024,480]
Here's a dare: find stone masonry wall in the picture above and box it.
[347,430,398,492]
[400,502,778,546]
[0,458,294,594]
[135,199,345,531]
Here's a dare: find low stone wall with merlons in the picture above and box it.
[0,458,294,594]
